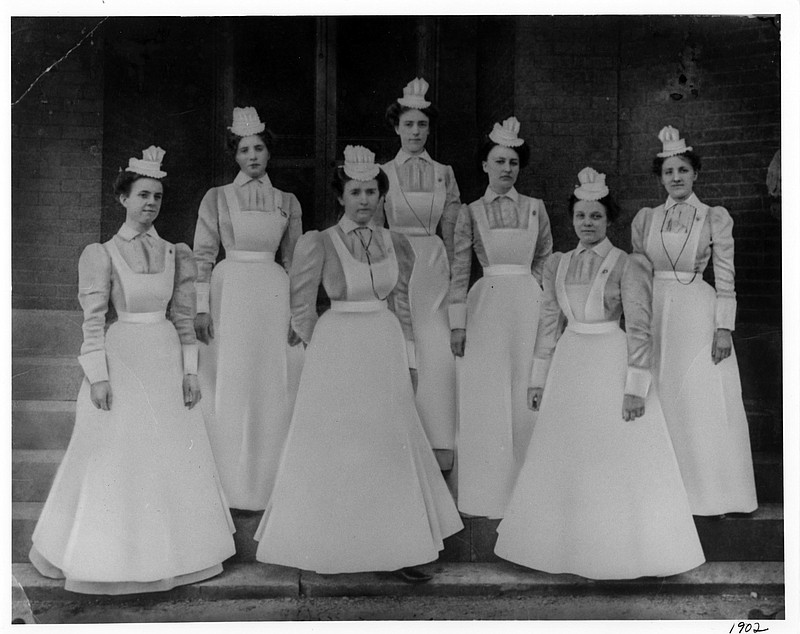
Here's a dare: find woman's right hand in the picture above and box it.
[527,387,544,411]
[194,313,214,344]
[90,381,112,411]
[450,328,466,357]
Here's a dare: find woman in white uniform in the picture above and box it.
[373,77,462,460]
[255,146,463,580]
[495,167,705,579]
[449,117,552,518]
[30,147,235,594]
[631,126,757,517]
[193,107,304,511]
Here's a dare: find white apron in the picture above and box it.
[456,199,542,519]
[644,203,757,515]
[199,185,304,511]
[31,239,235,594]
[383,161,457,450]
[255,227,463,573]
[495,246,705,579]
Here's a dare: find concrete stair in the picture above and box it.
[11,561,786,622]
[10,308,787,623]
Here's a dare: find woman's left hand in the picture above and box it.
[712,328,732,365]
[622,394,645,421]
[287,324,303,347]
[183,374,202,409]
[409,368,418,394]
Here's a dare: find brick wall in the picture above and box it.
[11,17,106,310]
[616,15,781,326]
[515,16,622,251]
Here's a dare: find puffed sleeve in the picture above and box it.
[529,253,563,388]
[447,203,473,329]
[630,207,651,254]
[169,243,199,374]
[531,200,553,286]
[279,192,303,272]
[708,206,737,330]
[440,165,462,266]
[289,231,324,345]
[193,188,221,313]
[387,232,417,368]
[77,243,112,384]
[620,253,654,398]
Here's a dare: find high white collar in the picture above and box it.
[233,171,272,187]
[338,215,374,234]
[575,236,613,258]
[665,192,701,211]
[483,186,520,204]
[395,149,432,165]
[118,223,159,241]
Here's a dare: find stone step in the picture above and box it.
[12,356,84,401]
[11,561,785,623]
[12,309,84,357]
[12,500,784,565]
[12,401,76,450]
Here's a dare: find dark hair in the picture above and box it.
[651,150,702,176]
[385,102,439,129]
[113,170,164,197]
[567,193,621,224]
[226,129,276,155]
[332,166,390,198]
[478,139,531,170]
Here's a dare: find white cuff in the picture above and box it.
[196,282,210,314]
[715,296,737,331]
[182,343,198,375]
[448,303,467,330]
[529,357,551,388]
[624,366,652,399]
[405,341,417,369]
[78,349,109,384]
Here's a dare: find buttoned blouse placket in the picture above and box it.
[555,247,623,324]
[222,182,287,252]
[384,160,446,236]
[476,196,538,266]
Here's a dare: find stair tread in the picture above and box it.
[11,560,785,602]
[12,400,76,412]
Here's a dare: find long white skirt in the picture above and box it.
[457,273,541,518]
[254,305,463,574]
[30,320,236,594]
[495,327,705,579]
[652,277,757,515]
[199,257,304,510]
[407,235,457,450]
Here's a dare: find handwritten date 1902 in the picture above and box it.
[730,623,768,633]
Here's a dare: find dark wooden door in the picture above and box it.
[216,16,438,232]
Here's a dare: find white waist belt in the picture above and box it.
[227,250,275,263]
[331,300,388,313]
[654,270,698,282]
[483,264,531,277]
[567,320,619,334]
[117,311,166,324]
[391,226,435,238]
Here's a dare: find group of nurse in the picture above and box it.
[29,77,758,594]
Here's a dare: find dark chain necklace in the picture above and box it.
[659,205,698,286]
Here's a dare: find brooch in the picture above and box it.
[602,269,608,275]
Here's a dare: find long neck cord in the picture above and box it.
[659,206,699,286]
[354,228,391,301]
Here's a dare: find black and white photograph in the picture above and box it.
[6,2,799,631]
